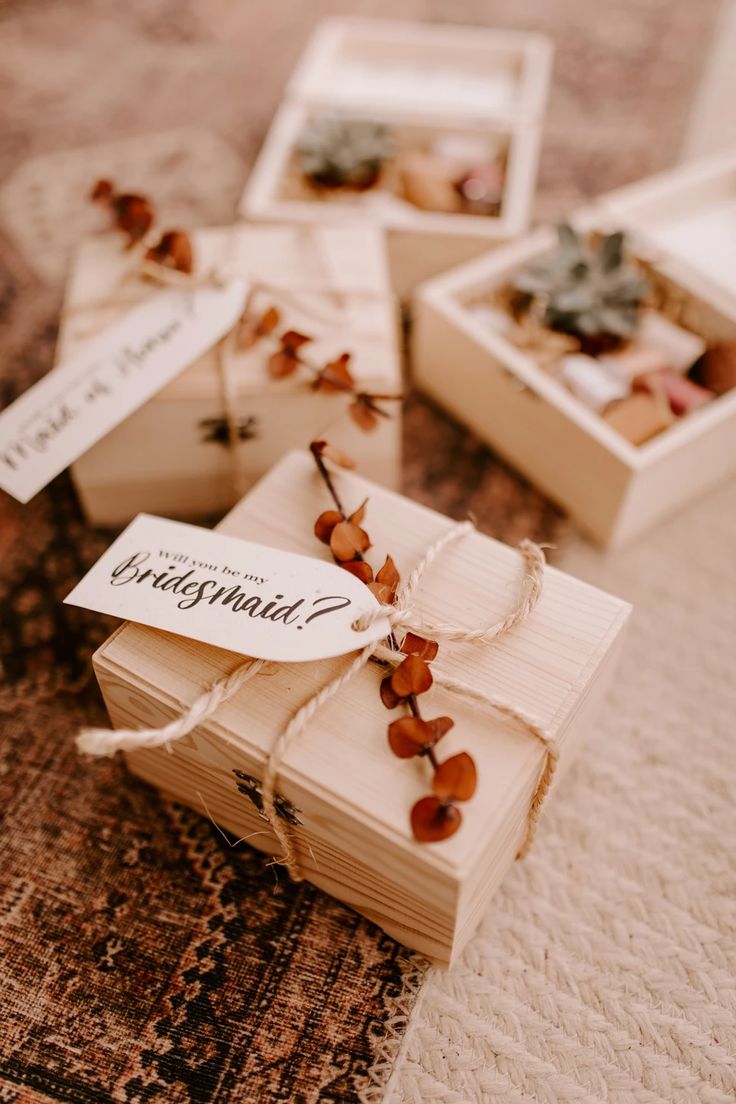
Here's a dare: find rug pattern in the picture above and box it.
[0,0,719,1101]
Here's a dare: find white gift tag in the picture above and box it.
[0,278,248,503]
[64,515,392,663]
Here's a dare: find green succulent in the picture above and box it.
[296,116,393,191]
[512,223,650,342]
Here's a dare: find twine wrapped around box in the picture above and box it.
[78,525,557,876]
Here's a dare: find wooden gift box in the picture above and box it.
[91,450,630,965]
[56,224,401,527]
[239,17,553,297]
[412,216,736,549]
[598,149,736,310]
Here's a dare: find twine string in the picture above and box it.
[78,524,555,874]
[77,658,266,757]
[355,534,545,643]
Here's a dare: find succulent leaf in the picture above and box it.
[296,116,393,190]
[511,223,650,343]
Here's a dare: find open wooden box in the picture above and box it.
[599,149,736,310]
[412,215,736,548]
[240,18,552,297]
[91,450,630,965]
[56,224,401,527]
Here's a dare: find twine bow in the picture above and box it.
[78,525,557,877]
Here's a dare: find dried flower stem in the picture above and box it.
[406,687,438,767]
[309,442,371,571]
[238,287,401,428]
[309,441,476,842]
[293,349,397,406]
[309,441,348,517]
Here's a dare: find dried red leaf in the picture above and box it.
[259,305,280,335]
[281,330,312,353]
[90,178,113,202]
[380,676,401,710]
[268,350,298,379]
[376,554,399,589]
[368,554,400,605]
[267,330,312,377]
[314,353,355,393]
[348,498,367,526]
[89,179,154,244]
[145,230,193,274]
[113,194,154,245]
[238,306,280,349]
[387,715,452,757]
[387,716,438,758]
[390,655,433,698]
[411,796,462,842]
[428,716,455,742]
[340,560,374,584]
[312,441,356,470]
[432,752,477,803]
[314,509,343,545]
[329,520,371,562]
[349,395,379,432]
[400,632,439,662]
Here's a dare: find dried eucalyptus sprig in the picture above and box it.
[90,179,154,247]
[144,229,193,274]
[88,181,399,430]
[310,440,477,842]
[238,306,401,433]
[89,179,192,272]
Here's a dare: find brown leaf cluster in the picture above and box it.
[380,635,477,842]
[268,330,313,379]
[145,230,193,274]
[90,178,153,247]
[89,179,194,273]
[233,306,400,432]
[310,439,477,844]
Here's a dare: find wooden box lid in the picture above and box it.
[597,150,736,310]
[286,17,553,123]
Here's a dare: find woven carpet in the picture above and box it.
[384,483,736,1103]
[0,2,725,1102]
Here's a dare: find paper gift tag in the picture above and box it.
[65,514,392,663]
[0,278,248,503]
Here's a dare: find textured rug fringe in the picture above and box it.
[354,951,429,1104]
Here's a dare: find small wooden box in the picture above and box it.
[240,18,553,297]
[412,216,736,548]
[598,150,736,310]
[91,450,630,965]
[57,224,401,527]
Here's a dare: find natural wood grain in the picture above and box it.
[92,449,629,963]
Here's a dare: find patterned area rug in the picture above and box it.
[0,1,721,1101]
